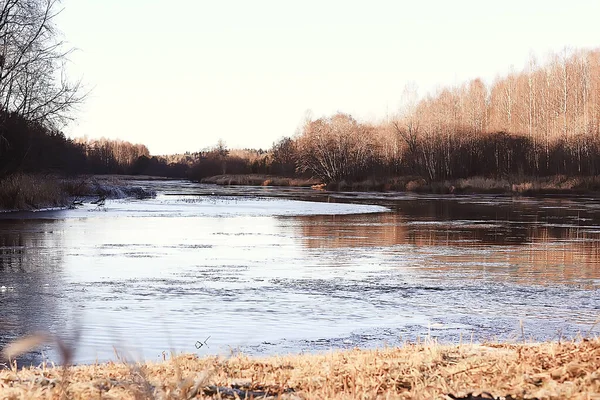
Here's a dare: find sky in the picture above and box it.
[56,0,600,155]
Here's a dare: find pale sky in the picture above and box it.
[57,0,600,155]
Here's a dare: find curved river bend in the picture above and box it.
[0,181,599,364]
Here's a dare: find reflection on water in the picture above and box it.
[0,221,71,365]
[0,183,599,365]
[295,210,600,287]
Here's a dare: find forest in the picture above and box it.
[1,0,600,192]
[291,48,600,183]
[189,47,600,188]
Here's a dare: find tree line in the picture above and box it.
[192,47,600,184]
[0,111,157,176]
[3,1,599,186]
[291,47,600,183]
[0,0,297,181]
[0,0,188,179]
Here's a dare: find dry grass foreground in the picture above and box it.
[1,339,600,399]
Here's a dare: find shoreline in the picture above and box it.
[4,173,600,212]
[202,174,600,196]
[1,339,598,399]
[0,174,157,212]
[200,174,320,187]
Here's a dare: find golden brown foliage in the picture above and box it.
[0,174,65,210]
[296,113,376,182]
[200,174,318,187]
[1,340,600,399]
[74,137,150,172]
[291,48,600,183]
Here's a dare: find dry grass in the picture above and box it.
[325,175,600,195]
[0,174,66,210]
[510,175,600,195]
[0,174,107,210]
[1,339,599,399]
[446,175,600,195]
[0,174,159,211]
[201,174,320,187]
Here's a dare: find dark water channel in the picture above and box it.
[0,181,599,365]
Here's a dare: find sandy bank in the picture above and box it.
[1,339,599,399]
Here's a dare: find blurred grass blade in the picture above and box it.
[2,333,52,360]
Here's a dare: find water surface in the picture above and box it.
[0,181,599,365]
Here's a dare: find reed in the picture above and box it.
[0,174,158,211]
[326,175,600,195]
[201,174,320,187]
[0,174,66,210]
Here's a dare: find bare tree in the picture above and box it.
[463,78,488,134]
[296,113,374,182]
[391,83,420,172]
[0,0,84,132]
[490,69,517,132]
[270,136,297,176]
[214,139,229,174]
[557,48,572,139]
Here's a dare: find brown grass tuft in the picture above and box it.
[201,174,320,187]
[0,174,66,210]
[1,339,600,399]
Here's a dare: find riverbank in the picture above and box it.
[200,174,319,187]
[5,172,600,211]
[202,173,600,196]
[1,339,598,399]
[0,174,156,211]
[0,174,67,211]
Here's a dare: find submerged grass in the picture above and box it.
[1,339,599,399]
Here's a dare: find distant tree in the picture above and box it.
[391,83,420,173]
[0,110,87,175]
[270,136,296,176]
[129,155,188,177]
[296,113,374,182]
[211,139,228,174]
[215,139,229,158]
[462,78,488,134]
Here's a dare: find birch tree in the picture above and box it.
[296,113,374,182]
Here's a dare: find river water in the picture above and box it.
[0,180,599,365]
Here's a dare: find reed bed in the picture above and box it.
[328,175,600,195]
[201,174,319,187]
[1,338,599,399]
[0,174,159,211]
[200,173,600,196]
[0,174,66,210]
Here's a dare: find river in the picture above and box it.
[0,180,598,365]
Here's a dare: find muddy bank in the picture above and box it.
[1,339,598,399]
